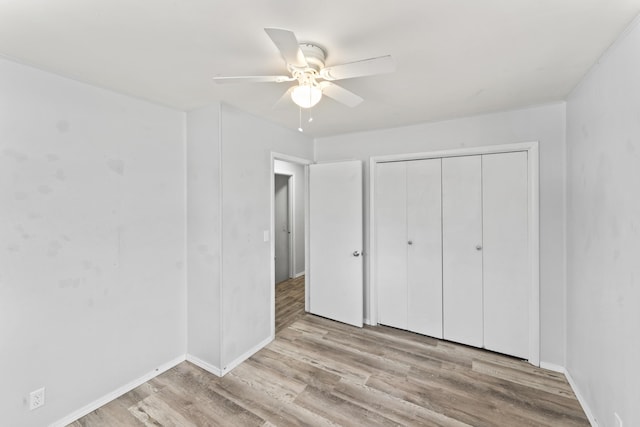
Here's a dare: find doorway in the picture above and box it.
[274,173,292,284]
[272,156,309,336]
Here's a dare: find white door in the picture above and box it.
[442,156,483,347]
[309,161,363,327]
[407,159,443,338]
[483,152,529,358]
[375,161,408,329]
[376,159,442,337]
[274,174,290,284]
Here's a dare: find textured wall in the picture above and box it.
[186,104,222,368]
[219,104,313,370]
[566,17,640,427]
[0,58,186,426]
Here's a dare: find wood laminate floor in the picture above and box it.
[70,277,588,426]
[275,275,306,334]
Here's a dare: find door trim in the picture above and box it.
[369,141,540,366]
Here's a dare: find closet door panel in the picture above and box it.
[406,159,443,338]
[483,152,529,358]
[442,156,483,347]
[375,162,408,329]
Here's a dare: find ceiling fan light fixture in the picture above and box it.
[291,83,322,109]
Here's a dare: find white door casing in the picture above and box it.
[309,161,364,327]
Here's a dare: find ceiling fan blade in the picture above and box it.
[320,55,395,81]
[273,86,296,110]
[264,28,308,68]
[319,81,363,107]
[212,75,295,84]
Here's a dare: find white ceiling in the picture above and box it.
[1,0,639,137]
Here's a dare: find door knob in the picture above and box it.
[353,251,361,257]
[476,245,482,251]
[408,240,413,245]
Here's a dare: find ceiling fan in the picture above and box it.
[213,28,395,109]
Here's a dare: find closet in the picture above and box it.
[376,159,443,338]
[375,151,529,359]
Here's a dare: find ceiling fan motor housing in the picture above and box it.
[298,43,326,72]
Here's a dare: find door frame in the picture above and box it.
[270,153,312,338]
[369,141,540,366]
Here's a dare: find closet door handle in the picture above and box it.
[408,240,413,245]
[353,251,361,257]
[476,245,483,251]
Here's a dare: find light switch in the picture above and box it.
[263,230,270,242]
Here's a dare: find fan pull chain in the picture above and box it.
[298,103,314,132]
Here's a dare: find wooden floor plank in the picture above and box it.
[293,385,399,427]
[70,275,589,426]
[149,364,265,426]
[129,394,198,427]
[250,348,342,391]
[275,275,305,333]
[333,378,473,427]
[472,359,576,398]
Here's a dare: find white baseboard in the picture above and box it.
[51,337,275,427]
[187,335,273,378]
[564,369,598,427]
[51,355,185,427]
[185,354,223,377]
[220,334,274,376]
[539,361,565,373]
[539,362,598,427]
[294,271,305,278]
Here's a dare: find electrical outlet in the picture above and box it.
[614,412,623,427]
[29,387,45,410]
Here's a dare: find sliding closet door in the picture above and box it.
[375,162,408,329]
[483,152,529,358]
[442,156,483,347]
[406,159,442,337]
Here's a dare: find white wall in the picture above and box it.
[0,58,186,426]
[186,104,222,368]
[566,17,640,427]
[185,103,314,376]
[219,104,313,370]
[315,103,567,366]
[274,159,306,277]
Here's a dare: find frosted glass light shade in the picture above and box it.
[291,84,322,108]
